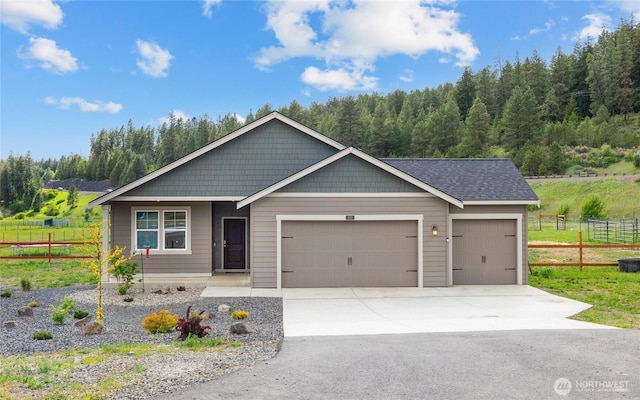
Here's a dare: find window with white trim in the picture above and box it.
[133,208,190,253]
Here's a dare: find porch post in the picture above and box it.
[101,205,111,282]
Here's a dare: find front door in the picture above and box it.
[223,218,246,269]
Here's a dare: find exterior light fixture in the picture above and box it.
[432,225,438,236]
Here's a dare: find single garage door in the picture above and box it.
[452,219,517,284]
[282,220,418,288]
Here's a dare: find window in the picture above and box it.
[133,208,190,253]
[135,211,158,250]
[164,211,186,249]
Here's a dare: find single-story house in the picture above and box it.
[88,112,539,288]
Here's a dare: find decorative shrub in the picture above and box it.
[59,296,76,312]
[74,310,89,319]
[33,331,53,340]
[20,278,32,291]
[113,261,138,295]
[230,310,249,320]
[50,306,69,325]
[1,290,12,298]
[142,310,178,334]
[28,301,39,307]
[49,295,76,325]
[176,285,186,291]
[123,296,134,302]
[176,305,211,341]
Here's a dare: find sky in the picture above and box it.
[1,0,639,160]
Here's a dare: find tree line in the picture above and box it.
[1,19,639,213]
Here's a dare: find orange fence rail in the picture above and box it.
[0,232,99,263]
[528,232,640,270]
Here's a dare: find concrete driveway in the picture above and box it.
[282,285,614,336]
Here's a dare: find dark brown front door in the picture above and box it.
[224,219,246,269]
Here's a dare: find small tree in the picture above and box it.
[580,195,606,220]
[82,224,131,324]
[67,185,79,209]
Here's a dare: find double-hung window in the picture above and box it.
[133,207,190,253]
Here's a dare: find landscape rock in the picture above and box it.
[81,321,104,335]
[152,285,171,295]
[18,307,33,317]
[73,315,91,327]
[229,322,251,335]
[218,304,230,312]
[4,321,18,328]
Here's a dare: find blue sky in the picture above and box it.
[1,0,638,160]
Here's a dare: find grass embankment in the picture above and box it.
[529,171,640,220]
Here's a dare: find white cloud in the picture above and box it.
[0,0,63,34]
[19,37,78,74]
[44,97,123,113]
[301,66,378,91]
[607,0,640,20]
[529,20,554,36]
[135,39,173,78]
[255,0,478,91]
[202,0,222,17]
[576,13,612,40]
[398,68,414,83]
[159,110,190,125]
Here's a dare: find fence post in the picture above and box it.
[48,232,52,264]
[579,231,583,271]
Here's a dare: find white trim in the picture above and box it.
[447,214,523,286]
[112,196,244,202]
[267,192,434,198]
[131,206,192,255]
[276,214,424,289]
[238,147,463,209]
[87,111,346,209]
[464,200,540,206]
[221,217,248,270]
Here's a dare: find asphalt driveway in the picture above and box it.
[281,285,614,336]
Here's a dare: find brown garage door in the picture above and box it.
[452,219,517,285]
[282,220,418,288]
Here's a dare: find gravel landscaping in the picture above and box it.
[0,284,283,399]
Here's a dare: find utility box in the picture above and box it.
[618,258,640,273]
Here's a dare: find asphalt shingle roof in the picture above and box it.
[382,158,539,202]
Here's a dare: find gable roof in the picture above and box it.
[237,147,464,209]
[88,112,346,208]
[383,158,539,205]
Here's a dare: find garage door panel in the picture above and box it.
[452,220,517,285]
[282,220,418,288]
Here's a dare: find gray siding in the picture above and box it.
[111,201,212,274]
[250,196,448,288]
[127,119,339,197]
[449,204,529,285]
[278,155,422,193]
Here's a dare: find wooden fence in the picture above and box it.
[0,233,99,263]
[528,232,640,270]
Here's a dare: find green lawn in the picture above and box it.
[529,266,640,329]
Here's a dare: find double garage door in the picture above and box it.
[282,220,418,288]
[452,219,518,285]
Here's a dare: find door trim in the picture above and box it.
[447,214,523,286]
[276,214,424,289]
[221,217,247,270]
